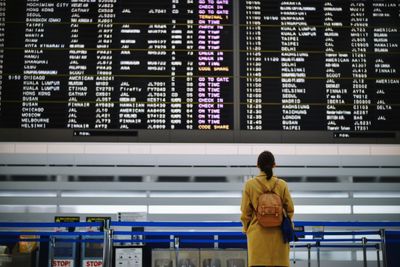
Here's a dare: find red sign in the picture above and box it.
[52,259,74,267]
[83,260,103,267]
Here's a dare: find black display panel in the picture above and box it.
[240,0,400,134]
[0,0,399,143]
[0,0,233,132]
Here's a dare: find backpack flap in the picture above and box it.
[255,178,283,227]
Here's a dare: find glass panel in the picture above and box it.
[356,251,381,261]
[61,191,146,198]
[291,192,348,198]
[150,191,241,198]
[0,205,56,213]
[289,251,353,261]
[353,206,400,214]
[295,205,351,214]
[59,205,147,214]
[149,205,240,214]
[353,192,400,198]
[0,191,57,197]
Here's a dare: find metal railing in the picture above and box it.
[1,220,400,267]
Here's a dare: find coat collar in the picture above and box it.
[257,171,276,181]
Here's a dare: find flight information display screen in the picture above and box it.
[0,0,233,131]
[240,0,400,133]
[0,0,399,142]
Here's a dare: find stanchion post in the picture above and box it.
[174,237,180,250]
[316,241,320,267]
[214,235,218,249]
[292,234,296,264]
[174,237,180,267]
[108,227,114,267]
[102,220,108,267]
[379,229,387,267]
[170,235,174,249]
[362,237,368,267]
[49,236,55,267]
[102,219,113,267]
[375,244,380,267]
[307,243,311,267]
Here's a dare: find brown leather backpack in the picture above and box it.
[255,178,283,227]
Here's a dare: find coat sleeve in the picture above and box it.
[282,182,294,220]
[240,181,253,233]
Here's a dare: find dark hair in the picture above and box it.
[257,151,275,180]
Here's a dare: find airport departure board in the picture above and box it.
[240,0,400,134]
[0,0,399,143]
[0,0,233,131]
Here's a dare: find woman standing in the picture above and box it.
[240,151,294,267]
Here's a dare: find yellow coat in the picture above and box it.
[240,173,294,266]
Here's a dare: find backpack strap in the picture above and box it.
[271,178,279,192]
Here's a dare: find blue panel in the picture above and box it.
[386,231,400,267]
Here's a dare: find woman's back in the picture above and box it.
[241,173,294,266]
